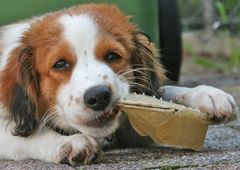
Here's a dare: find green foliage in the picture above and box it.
[229,38,240,68]
[183,42,194,54]
[215,1,228,23]
[195,57,227,71]
[179,0,240,19]
[192,46,240,73]
[184,34,240,72]
[217,0,240,14]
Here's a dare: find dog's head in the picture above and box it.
[0,4,165,137]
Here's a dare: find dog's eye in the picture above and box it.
[104,52,122,63]
[53,59,70,70]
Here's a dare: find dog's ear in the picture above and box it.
[130,32,166,97]
[0,45,39,137]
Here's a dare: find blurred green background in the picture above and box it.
[0,0,159,45]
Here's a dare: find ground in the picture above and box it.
[1,60,240,170]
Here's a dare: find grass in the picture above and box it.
[229,39,240,67]
[194,57,227,71]
[194,52,240,73]
[183,34,240,73]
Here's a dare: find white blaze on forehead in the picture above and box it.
[59,14,98,58]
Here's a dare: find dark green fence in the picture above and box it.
[0,0,159,45]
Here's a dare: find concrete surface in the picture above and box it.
[0,73,240,170]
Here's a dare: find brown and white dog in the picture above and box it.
[0,4,237,165]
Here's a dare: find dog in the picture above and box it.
[0,4,237,166]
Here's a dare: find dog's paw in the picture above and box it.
[175,85,238,123]
[54,134,101,166]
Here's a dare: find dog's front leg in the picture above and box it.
[159,85,238,123]
[0,121,100,165]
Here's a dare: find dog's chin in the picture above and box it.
[85,106,120,127]
[74,106,121,138]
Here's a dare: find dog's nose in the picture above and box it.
[83,85,112,111]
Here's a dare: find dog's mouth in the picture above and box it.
[85,106,120,128]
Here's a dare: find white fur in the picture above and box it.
[59,14,97,56]
[0,119,98,165]
[161,85,237,121]
[0,23,30,70]
[56,14,129,137]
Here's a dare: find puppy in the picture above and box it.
[0,4,237,165]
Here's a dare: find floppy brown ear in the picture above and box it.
[130,32,166,97]
[0,45,39,137]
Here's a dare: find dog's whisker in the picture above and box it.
[128,84,150,93]
[123,64,157,71]
[49,116,70,135]
[125,73,151,86]
[124,76,150,85]
[130,66,157,73]
[40,112,56,127]
[39,107,58,131]
[128,82,159,96]
[124,67,157,89]
[40,110,57,127]
[117,67,158,96]
[119,69,153,85]
[118,67,156,77]
[45,116,63,133]
[119,72,151,85]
